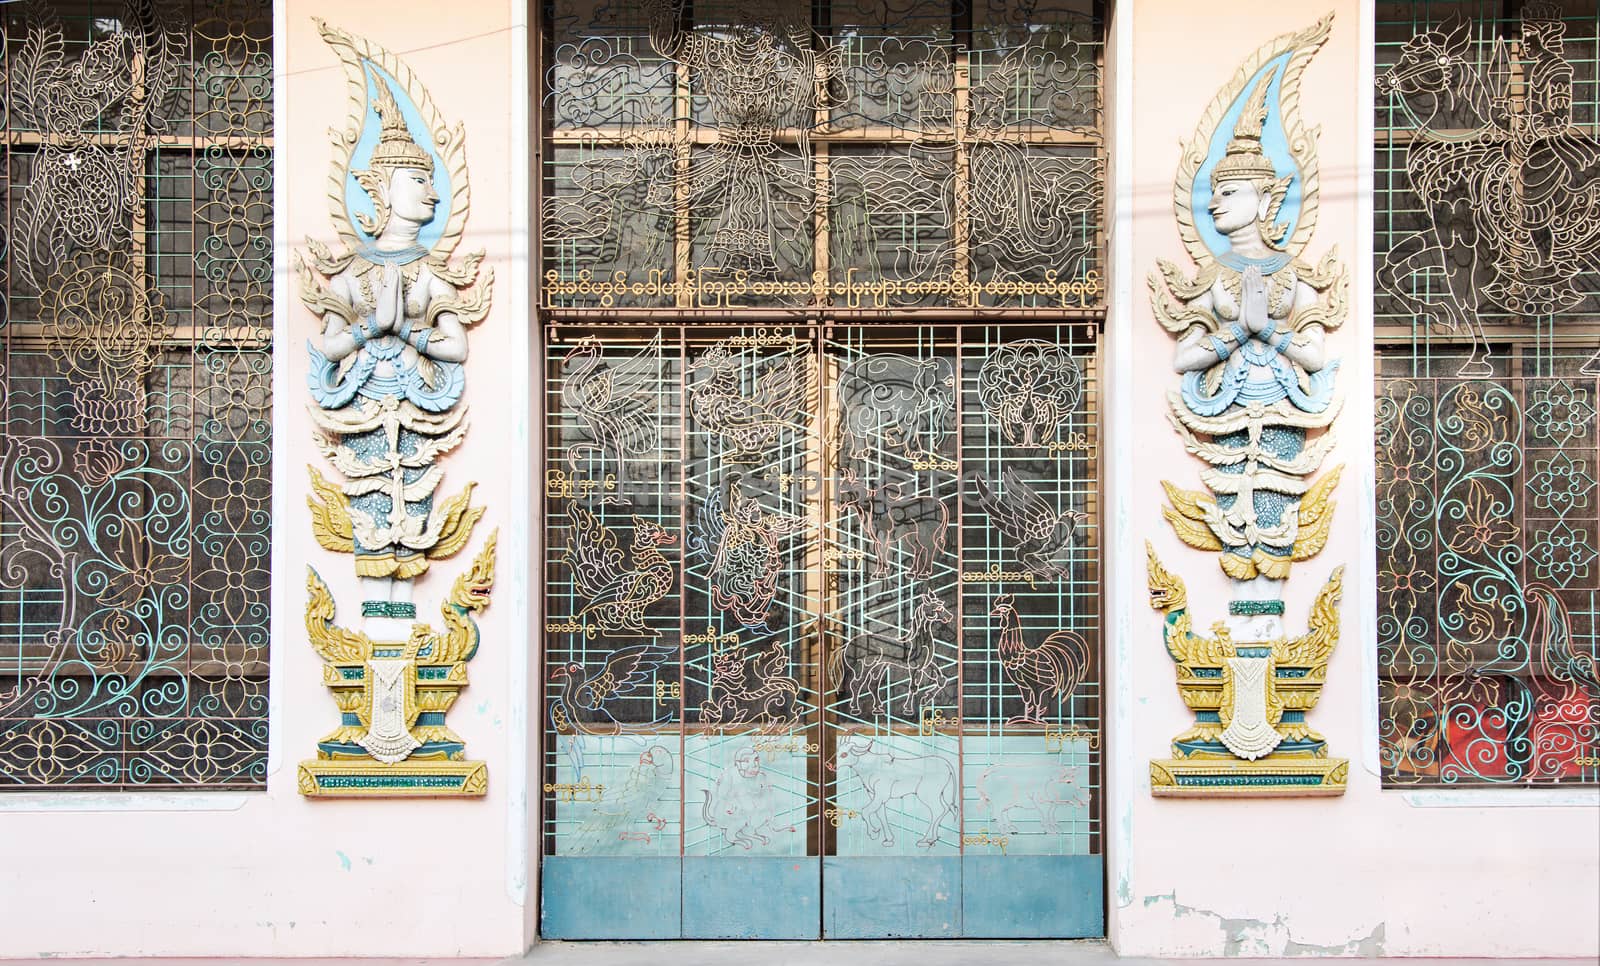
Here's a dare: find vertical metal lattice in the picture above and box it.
[0,1,273,789]
[542,323,1102,861]
[540,1,1105,877]
[1375,0,1599,785]
[541,0,1104,316]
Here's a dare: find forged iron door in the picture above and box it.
[539,325,1104,939]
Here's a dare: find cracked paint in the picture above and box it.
[1140,892,1387,957]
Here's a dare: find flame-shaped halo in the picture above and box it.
[315,19,471,261]
[1173,14,1333,265]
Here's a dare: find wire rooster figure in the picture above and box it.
[991,594,1090,725]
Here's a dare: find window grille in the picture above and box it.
[539,0,1106,890]
[1375,0,1599,785]
[0,1,273,789]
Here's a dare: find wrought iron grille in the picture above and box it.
[541,0,1104,316]
[1375,0,1600,785]
[541,323,1101,862]
[0,1,273,789]
[540,1,1104,889]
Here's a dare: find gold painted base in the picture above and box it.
[1150,756,1347,798]
[298,758,487,798]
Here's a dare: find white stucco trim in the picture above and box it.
[0,792,254,812]
[506,0,534,913]
[265,0,292,788]
[1105,0,1136,933]
[1356,0,1385,784]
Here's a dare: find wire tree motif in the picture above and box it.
[1375,1,1599,786]
[0,1,273,789]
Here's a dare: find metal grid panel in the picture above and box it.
[1375,0,1600,785]
[542,323,1102,860]
[0,1,273,790]
[540,0,1105,316]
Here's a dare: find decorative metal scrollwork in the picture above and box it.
[543,0,1104,311]
[1375,3,1599,786]
[0,1,274,789]
[1377,4,1600,376]
[544,324,1101,860]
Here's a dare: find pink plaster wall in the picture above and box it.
[0,3,535,958]
[1107,1,1600,957]
[1,0,1596,959]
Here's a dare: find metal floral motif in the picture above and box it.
[0,1,273,789]
[1376,376,1599,784]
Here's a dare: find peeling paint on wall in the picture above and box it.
[1140,893,1387,957]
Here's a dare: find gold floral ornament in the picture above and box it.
[1147,15,1349,797]
[295,22,495,798]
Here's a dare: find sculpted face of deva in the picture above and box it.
[353,75,437,238]
[386,166,438,226]
[1209,75,1291,251]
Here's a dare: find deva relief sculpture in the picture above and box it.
[296,22,496,797]
[1147,15,1348,796]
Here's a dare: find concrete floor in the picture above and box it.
[0,947,1578,966]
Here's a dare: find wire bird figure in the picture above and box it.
[971,468,1087,579]
[687,341,815,462]
[561,334,663,485]
[1377,9,1600,376]
[561,504,677,636]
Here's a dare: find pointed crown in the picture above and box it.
[1211,75,1278,186]
[366,73,433,174]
